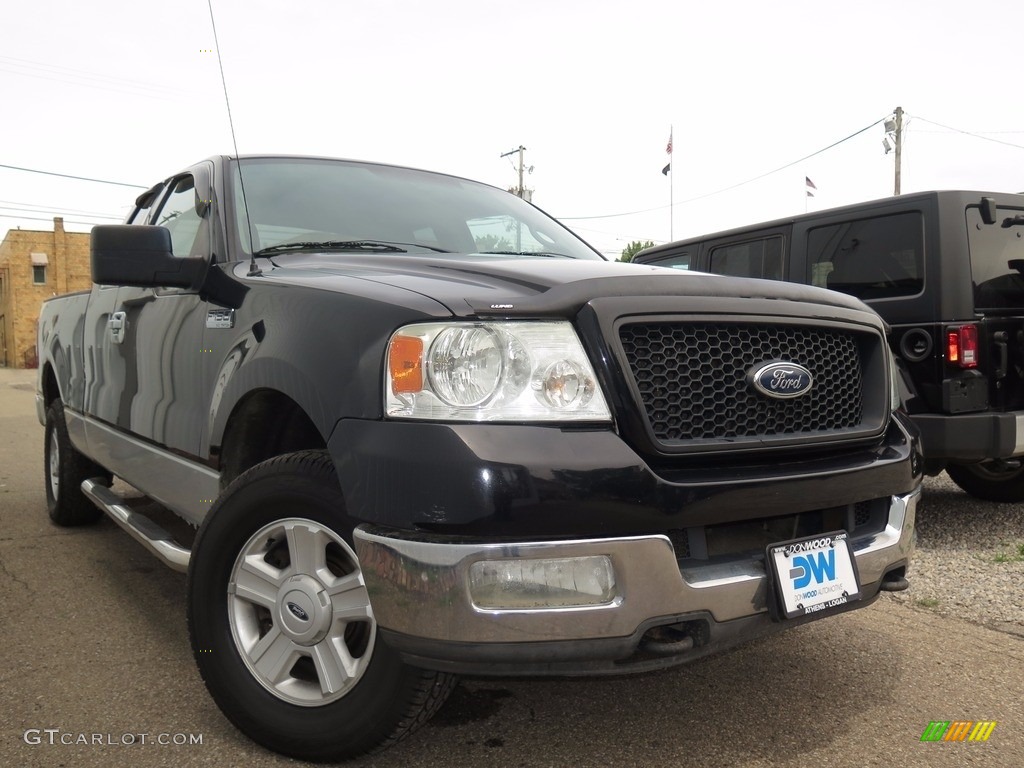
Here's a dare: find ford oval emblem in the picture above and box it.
[286,602,310,622]
[748,361,814,400]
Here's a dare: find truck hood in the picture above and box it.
[250,253,873,318]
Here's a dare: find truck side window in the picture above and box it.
[127,202,154,225]
[808,212,923,300]
[126,182,164,225]
[152,175,206,258]
[709,236,783,280]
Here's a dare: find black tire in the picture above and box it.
[44,400,110,526]
[946,461,1024,503]
[187,450,455,762]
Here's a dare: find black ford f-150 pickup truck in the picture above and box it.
[36,155,921,761]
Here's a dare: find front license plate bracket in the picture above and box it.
[766,531,862,620]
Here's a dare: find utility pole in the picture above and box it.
[893,106,903,196]
[517,145,525,198]
[500,145,530,200]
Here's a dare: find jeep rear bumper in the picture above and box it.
[352,487,919,676]
[913,411,1024,461]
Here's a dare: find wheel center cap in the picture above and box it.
[277,575,331,645]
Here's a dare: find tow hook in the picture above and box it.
[879,572,910,592]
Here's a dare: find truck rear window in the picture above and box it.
[967,205,1024,310]
[807,212,924,301]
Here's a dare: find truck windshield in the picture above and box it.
[967,204,1024,310]
[229,157,602,261]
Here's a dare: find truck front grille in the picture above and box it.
[619,322,868,449]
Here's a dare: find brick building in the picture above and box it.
[0,218,92,368]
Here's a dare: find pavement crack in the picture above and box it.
[0,551,34,595]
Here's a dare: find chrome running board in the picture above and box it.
[81,479,191,573]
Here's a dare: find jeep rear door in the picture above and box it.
[966,197,1024,412]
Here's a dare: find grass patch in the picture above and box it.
[916,597,940,609]
[993,543,1024,564]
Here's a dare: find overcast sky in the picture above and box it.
[2,0,1022,258]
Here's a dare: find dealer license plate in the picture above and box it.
[766,531,862,619]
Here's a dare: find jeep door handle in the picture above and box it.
[109,311,127,344]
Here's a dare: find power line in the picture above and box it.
[0,162,146,189]
[0,202,123,219]
[0,198,118,215]
[0,213,110,226]
[0,55,190,96]
[911,116,1024,151]
[0,62,185,102]
[559,115,891,221]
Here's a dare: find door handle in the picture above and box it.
[109,311,127,344]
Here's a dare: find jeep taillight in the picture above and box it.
[946,325,978,368]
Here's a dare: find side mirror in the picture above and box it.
[91,225,206,289]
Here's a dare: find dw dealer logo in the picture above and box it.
[790,550,835,589]
[920,721,997,742]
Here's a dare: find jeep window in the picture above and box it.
[644,250,691,269]
[151,176,205,258]
[709,236,783,280]
[967,204,1024,309]
[230,158,602,260]
[807,212,923,301]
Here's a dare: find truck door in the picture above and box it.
[82,189,162,425]
[113,169,213,456]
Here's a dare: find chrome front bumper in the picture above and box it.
[353,487,918,667]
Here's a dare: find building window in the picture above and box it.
[33,265,46,285]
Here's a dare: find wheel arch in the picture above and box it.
[215,388,328,489]
[41,362,60,407]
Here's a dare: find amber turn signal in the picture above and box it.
[388,335,424,394]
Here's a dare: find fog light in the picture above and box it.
[469,556,616,609]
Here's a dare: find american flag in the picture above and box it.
[666,131,673,155]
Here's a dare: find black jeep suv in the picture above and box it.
[637,191,1024,502]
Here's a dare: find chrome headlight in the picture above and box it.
[385,321,611,422]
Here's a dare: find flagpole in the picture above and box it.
[669,125,674,240]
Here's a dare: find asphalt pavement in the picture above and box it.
[1,366,1021,767]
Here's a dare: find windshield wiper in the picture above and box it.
[1001,215,1024,229]
[254,240,408,256]
[255,239,454,256]
[476,250,576,259]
